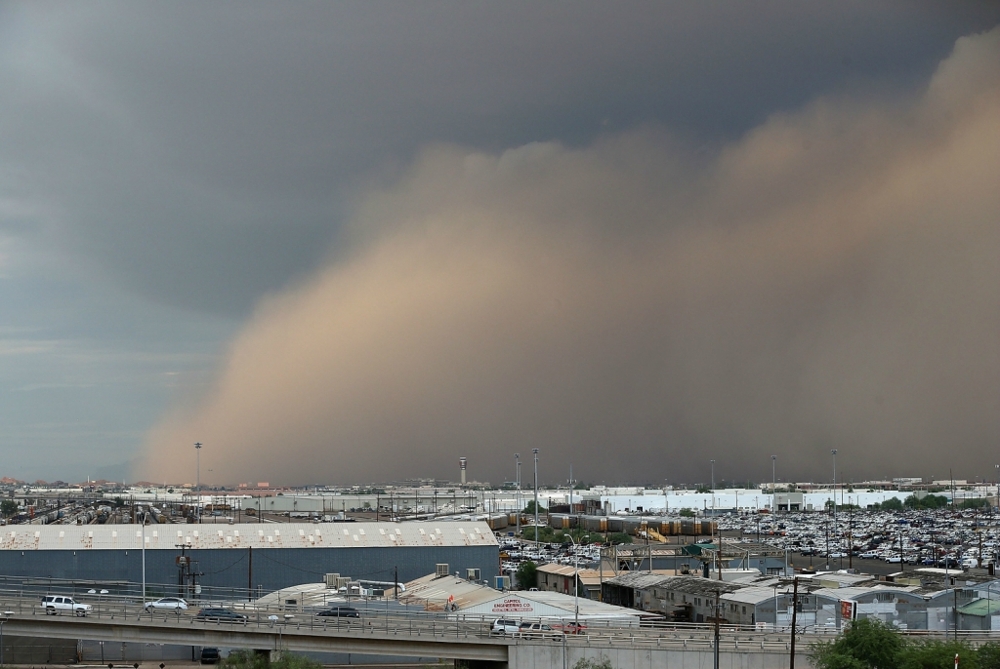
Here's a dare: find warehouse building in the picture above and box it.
[0,521,498,599]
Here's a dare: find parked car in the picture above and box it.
[39,595,92,617]
[315,607,360,618]
[491,618,520,635]
[144,597,188,611]
[195,608,248,623]
[200,648,221,665]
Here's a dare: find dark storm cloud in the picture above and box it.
[140,27,1000,487]
[2,2,998,317]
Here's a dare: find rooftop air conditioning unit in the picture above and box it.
[466,568,481,581]
[324,573,341,588]
[435,563,450,578]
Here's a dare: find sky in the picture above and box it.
[0,3,997,487]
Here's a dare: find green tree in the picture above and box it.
[515,561,538,590]
[0,500,17,517]
[975,642,1000,669]
[811,618,905,669]
[898,640,977,669]
[608,532,632,545]
[573,656,614,669]
[223,651,321,669]
[522,500,547,514]
[679,508,695,517]
[877,497,904,511]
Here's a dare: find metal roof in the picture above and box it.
[535,564,602,586]
[603,572,676,590]
[800,572,876,588]
[662,576,744,597]
[0,521,498,551]
[721,586,792,606]
[400,573,502,612]
[812,585,923,602]
[512,590,655,619]
[958,598,1000,617]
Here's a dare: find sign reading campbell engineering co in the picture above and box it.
[492,598,534,613]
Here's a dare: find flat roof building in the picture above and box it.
[0,521,498,599]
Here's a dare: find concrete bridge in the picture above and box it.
[1,596,991,669]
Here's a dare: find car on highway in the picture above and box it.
[195,607,248,623]
[553,621,587,635]
[40,595,92,617]
[315,606,360,618]
[144,597,188,611]
[516,622,564,639]
[491,618,520,635]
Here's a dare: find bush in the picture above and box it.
[223,651,321,669]
[898,640,978,669]
[811,619,1000,669]
[811,618,904,669]
[574,656,614,669]
[515,561,538,590]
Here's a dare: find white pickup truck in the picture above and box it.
[40,595,92,616]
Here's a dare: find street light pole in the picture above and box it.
[515,453,521,537]
[710,458,716,515]
[771,455,776,512]
[141,505,147,611]
[832,449,838,567]
[195,442,202,523]
[569,535,580,631]
[533,449,540,545]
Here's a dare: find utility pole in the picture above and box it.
[194,442,202,524]
[849,504,854,570]
[713,589,721,669]
[790,577,799,669]
[771,455,777,513]
[533,449,540,545]
[832,449,839,568]
[515,454,521,537]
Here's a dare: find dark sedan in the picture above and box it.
[195,608,249,623]
[316,607,360,618]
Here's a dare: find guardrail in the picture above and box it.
[2,590,999,653]
[1,570,1000,657]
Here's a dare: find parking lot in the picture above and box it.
[719,506,1000,572]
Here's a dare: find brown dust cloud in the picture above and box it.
[138,28,1000,488]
